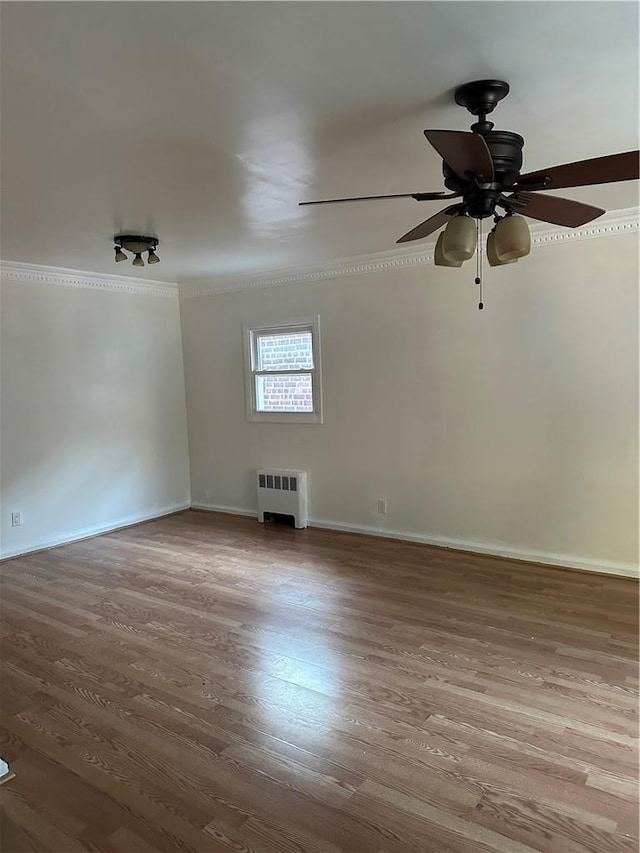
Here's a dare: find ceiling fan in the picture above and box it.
[299,80,639,253]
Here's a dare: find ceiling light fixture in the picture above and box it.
[434,232,462,267]
[442,214,477,262]
[113,234,160,267]
[486,230,518,267]
[433,214,529,306]
[492,214,531,261]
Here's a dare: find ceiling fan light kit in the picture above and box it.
[486,231,518,267]
[442,215,477,262]
[300,79,639,307]
[113,234,160,267]
[493,215,531,261]
[434,232,463,267]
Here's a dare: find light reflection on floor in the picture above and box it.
[250,571,344,747]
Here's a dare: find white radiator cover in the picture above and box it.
[257,468,308,529]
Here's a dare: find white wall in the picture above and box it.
[180,232,639,575]
[0,275,191,558]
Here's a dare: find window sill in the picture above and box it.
[247,411,323,424]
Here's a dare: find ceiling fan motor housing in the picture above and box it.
[443,131,525,217]
[443,131,524,189]
[444,79,525,217]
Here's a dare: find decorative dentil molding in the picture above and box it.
[0,260,179,298]
[180,206,639,299]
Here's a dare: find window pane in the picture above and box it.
[255,373,314,412]
[256,330,313,371]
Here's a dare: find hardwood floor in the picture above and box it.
[0,510,637,852]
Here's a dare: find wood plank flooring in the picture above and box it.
[0,510,638,852]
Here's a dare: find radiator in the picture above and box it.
[257,468,308,529]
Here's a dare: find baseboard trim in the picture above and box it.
[191,502,259,519]
[191,503,639,579]
[4,500,636,579]
[0,503,191,561]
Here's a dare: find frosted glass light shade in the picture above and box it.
[434,232,463,267]
[494,215,530,261]
[442,215,477,261]
[132,253,145,267]
[147,249,160,264]
[487,231,518,266]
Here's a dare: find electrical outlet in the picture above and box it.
[11,512,21,527]
[377,499,387,515]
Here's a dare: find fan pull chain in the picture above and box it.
[475,219,484,310]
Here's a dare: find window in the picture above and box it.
[244,318,323,423]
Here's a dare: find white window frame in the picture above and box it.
[243,317,323,424]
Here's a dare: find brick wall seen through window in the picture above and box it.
[255,331,314,412]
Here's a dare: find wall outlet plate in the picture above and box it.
[377,499,387,514]
[11,512,21,526]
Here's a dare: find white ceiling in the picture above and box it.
[1,1,638,285]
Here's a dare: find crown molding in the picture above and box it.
[2,207,637,300]
[180,206,639,299]
[0,260,179,297]
[530,206,639,248]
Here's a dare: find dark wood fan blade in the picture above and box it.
[396,205,461,244]
[518,151,639,191]
[299,191,448,206]
[424,130,494,182]
[508,192,605,227]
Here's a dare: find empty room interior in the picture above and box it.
[0,2,639,852]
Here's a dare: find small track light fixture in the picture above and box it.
[113,234,160,267]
